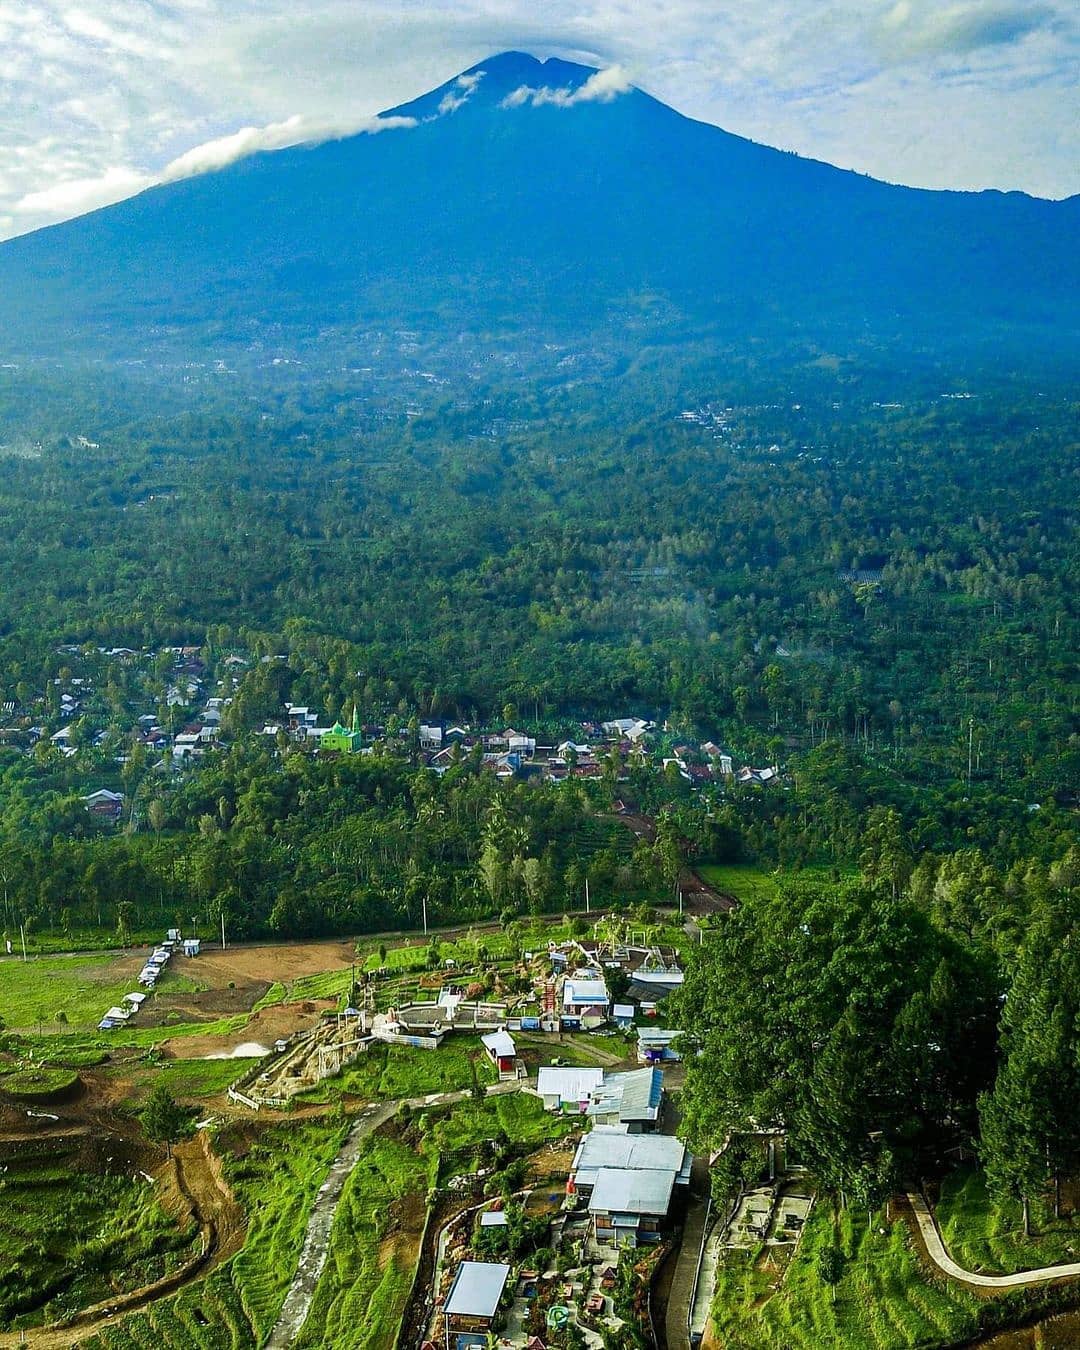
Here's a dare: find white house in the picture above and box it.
[536,1066,604,1112]
[562,976,610,1027]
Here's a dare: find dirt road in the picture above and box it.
[0,1130,242,1350]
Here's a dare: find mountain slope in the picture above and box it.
[1,51,1077,356]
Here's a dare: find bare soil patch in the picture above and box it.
[159,999,335,1059]
[194,939,358,986]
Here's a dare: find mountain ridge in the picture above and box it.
[0,51,1076,361]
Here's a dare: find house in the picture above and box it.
[637,1027,685,1064]
[172,731,203,759]
[569,1126,692,1192]
[612,1003,636,1029]
[285,704,318,733]
[504,729,536,757]
[536,1066,604,1112]
[83,789,124,822]
[586,1067,665,1132]
[443,1260,510,1345]
[481,1030,518,1080]
[631,952,684,993]
[736,764,780,785]
[419,723,443,749]
[183,938,201,957]
[570,1126,691,1246]
[562,975,610,1028]
[587,1167,678,1248]
[601,717,652,742]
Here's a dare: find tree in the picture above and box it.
[818,1245,844,1303]
[141,1082,196,1159]
[147,800,167,836]
[670,878,995,1198]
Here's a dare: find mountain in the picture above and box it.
[1,51,1077,359]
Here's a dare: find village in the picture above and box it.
[0,640,782,832]
[0,899,782,1350]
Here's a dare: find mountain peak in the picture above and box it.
[385,51,606,121]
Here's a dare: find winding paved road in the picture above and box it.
[907,1191,1080,1289]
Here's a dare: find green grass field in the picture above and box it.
[293,1133,425,1350]
[0,954,138,1030]
[936,1166,1080,1275]
[147,1057,247,1102]
[296,1036,496,1106]
[709,1202,982,1349]
[293,1092,572,1348]
[83,1114,350,1350]
[0,1064,80,1098]
[695,863,780,903]
[696,862,851,906]
[0,1161,197,1330]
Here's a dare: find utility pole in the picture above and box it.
[967,716,974,789]
[422,895,428,936]
[221,912,226,951]
[585,878,590,915]
[20,923,27,962]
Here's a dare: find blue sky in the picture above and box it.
[1,0,1077,239]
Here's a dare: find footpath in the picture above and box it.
[907,1191,1080,1290]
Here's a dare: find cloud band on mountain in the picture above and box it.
[11,111,417,224]
[501,66,632,109]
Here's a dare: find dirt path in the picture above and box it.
[264,1101,400,1350]
[264,1079,521,1349]
[0,1131,242,1349]
[908,1191,1080,1289]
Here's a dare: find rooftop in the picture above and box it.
[537,1066,604,1100]
[587,1067,664,1123]
[563,978,610,1006]
[444,1261,511,1319]
[572,1126,689,1188]
[588,1166,677,1217]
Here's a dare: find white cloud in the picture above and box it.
[14,165,153,218]
[0,1,1076,240]
[159,111,415,180]
[437,69,485,115]
[502,65,633,109]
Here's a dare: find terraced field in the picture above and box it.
[709,1202,982,1349]
[81,1116,349,1350]
[293,1133,425,1350]
[0,1158,196,1332]
[936,1166,1080,1276]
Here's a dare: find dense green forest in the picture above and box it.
[0,345,1075,940]
[0,329,1075,1340]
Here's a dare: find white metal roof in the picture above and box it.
[537,1067,604,1100]
[588,1166,677,1216]
[563,978,610,1006]
[479,1210,509,1227]
[444,1261,510,1318]
[481,1030,516,1058]
[572,1126,686,1183]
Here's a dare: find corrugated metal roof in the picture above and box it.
[588,1167,677,1216]
[572,1126,686,1177]
[537,1067,604,1100]
[481,1030,516,1058]
[445,1261,510,1318]
[564,978,610,1005]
